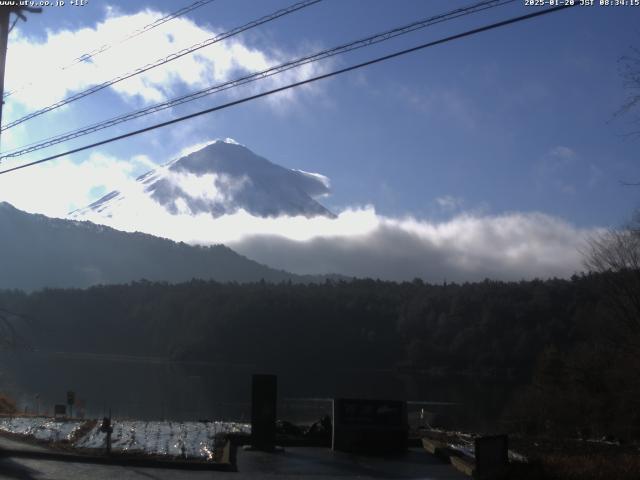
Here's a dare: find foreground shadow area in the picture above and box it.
[0,458,40,480]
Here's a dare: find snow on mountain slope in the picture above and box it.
[71,139,334,220]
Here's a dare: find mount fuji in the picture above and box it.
[71,139,334,220]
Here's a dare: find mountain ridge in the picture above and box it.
[0,201,340,291]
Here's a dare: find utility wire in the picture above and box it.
[0,4,577,177]
[0,0,321,131]
[3,0,217,99]
[7,15,19,34]
[62,0,218,70]
[0,0,515,160]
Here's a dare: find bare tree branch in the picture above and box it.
[584,216,640,341]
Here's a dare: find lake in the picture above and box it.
[0,349,514,430]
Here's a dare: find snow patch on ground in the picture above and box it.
[0,417,85,442]
[76,420,250,459]
[0,416,250,460]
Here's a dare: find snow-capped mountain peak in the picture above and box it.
[71,140,334,219]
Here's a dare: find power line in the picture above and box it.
[62,0,218,70]
[0,0,515,160]
[3,0,218,100]
[0,0,322,131]
[0,4,577,177]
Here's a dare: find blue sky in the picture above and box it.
[1,0,639,281]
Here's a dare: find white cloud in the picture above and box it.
[73,194,595,282]
[435,195,463,211]
[130,154,156,169]
[162,170,250,210]
[294,169,331,191]
[549,146,576,160]
[0,153,150,217]
[229,211,596,281]
[535,145,599,195]
[5,7,327,115]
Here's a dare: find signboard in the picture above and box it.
[54,404,66,417]
[332,398,408,454]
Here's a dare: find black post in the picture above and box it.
[100,410,113,456]
[0,6,41,150]
[0,8,10,133]
[251,374,277,451]
[67,390,75,419]
[107,408,112,455]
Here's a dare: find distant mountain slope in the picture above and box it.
[71,139,334,220]
[0,202,312,291]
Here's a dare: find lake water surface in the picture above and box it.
[0,350,513,429]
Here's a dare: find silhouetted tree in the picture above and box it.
[584,214,640,337]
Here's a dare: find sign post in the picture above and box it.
[100,412,113,456]
[67,391,75,418]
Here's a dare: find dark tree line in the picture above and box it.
[0,272,636,439]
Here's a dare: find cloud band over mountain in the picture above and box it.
[74,204,594,283]
[230,210,596,282]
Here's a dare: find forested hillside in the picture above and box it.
[0,273,636,439]
[0,202,322,290]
